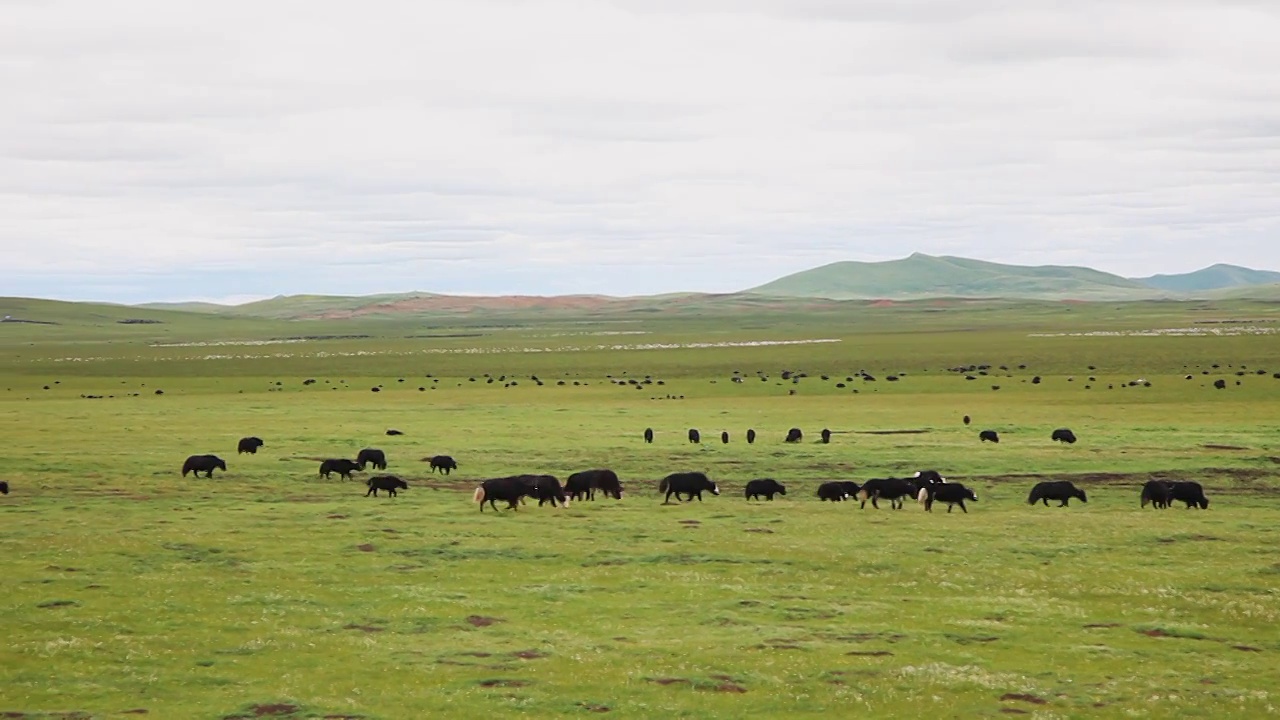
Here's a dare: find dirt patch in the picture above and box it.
[711,682,747,693]
[512,649,549,660]
[355,544,375,552]
[744,528,774,534]
[1000,710,1029,715]
[1000,693,1048,705]
[1203,444,1248,451]
[249,705,299,717]
[846,650,893,657]
[1233,645,1263,652]
[574,702,611,713]
[477,679,528,688]
[649,678,691,686]
[325,514,347,519]
[122,711,149,715]
[36,600,78,609]
[678,519,701,525]
[1140,629,1171,637]
[1083,623,1122,629]
[342,624,383,633]
[466,615,503,627]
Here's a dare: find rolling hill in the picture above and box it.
[746,253,1164,301]
[1132,264,1280,292]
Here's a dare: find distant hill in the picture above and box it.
[1132,264,1280,292]
[746,253,1163,301]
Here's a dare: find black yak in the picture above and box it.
[1169,481,1210,509]
[320,458,362,480]
[644,427,654,443]
[566,469,623,501]
[746,428,756,444]
[979,430,999,443]
[1027,480,1087,507]
[818,481,859,501]
[530,475,569,507]
[963,415,971,425]
[237,436,264,454]
[385,429,404,436]
[429,455,458,474]
[365,475,408,497]
[744,478,786,500]
[820,428,831,444]
[858,477,919,509]
[659,472,719,503]
[474,476,538,512]
[688,428,701,444]
[1051,428,1077,444]
[785,428,803,443]
[182,455,226,478]
[0,481,8,495]
[721,431,729,444]
[921,482,978,513]
[356,448,387,471]
[1140,480,1173,509]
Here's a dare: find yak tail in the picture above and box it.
[473,486,485,504]
[917,488,929,504]
[659,478,669,494]
[856,488,869,502]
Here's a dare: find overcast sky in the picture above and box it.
[3,0,1279,304]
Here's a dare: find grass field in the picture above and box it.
[2,297,1279,719]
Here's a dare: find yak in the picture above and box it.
[237,437,264,454]
[858,477,919,509]
[1051,428,1078,444]
[820,428,832,444]
[785,428,803,443]
[744,478,786,500]
[320,458,362,480]
[746,428,756,444]
[356,448,387,471]
[1169,481,1210,509]
[644,427,654,443]
[429,455,458,475]
[474,476,538,512]
[979,430,999,443]
[0,481,9,495]
[1027,480,1087,507]
[566,469,623,501]
[921,482,979,513]
[182,454,226,478]
[1140,480,1173,509]
[688,428,701,444]
[659,472,719,503]
[365,475,408,497]
[817,481,859,501]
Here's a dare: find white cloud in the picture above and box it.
[2,0,1279,301]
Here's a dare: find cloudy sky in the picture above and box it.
[3,0,1278,303]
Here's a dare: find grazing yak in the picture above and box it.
[566,469,624,501]
[356,448,387,471]
[721,431,729,444]
[365,475,408,497]
[746,428,756,444]
[688,428,701,444]
[474,476,538,512]
[237,436,264,454]
[1027,480,1087,507]
[963,415,971,426]
[1140,480,1173,509]
[659,472,719,503]
[530,475,570,507]
[820,428,832,444]
[644,427,654,443]
[1051,428,1078,444]
[182,454,227,478]
[914,470,947,486]
[1169,481,1210,509]
[385,429,404,436]
[858,478,919,509]
[744,478,786,500]
[921,482,979,513]
[320,458,362,480]
[785,428,803,443]
[979,430,1000,443]
[817,481,859,501]
[0,481,8,495]
[429,455,458,475]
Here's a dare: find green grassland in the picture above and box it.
[2,297,1280,719]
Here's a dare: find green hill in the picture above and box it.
[746,253,1162,301]
[1133,264,1280,293]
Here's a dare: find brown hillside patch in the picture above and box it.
[466,615,503,627]
[1083,623,1122,629]
[249,705,299,717]
[573,702,611,713]
[1233,645,1263,652]
[847,650,893,657]
[343,624,383,633]
[649,677,691,686]
[477,679,528,688]
[355,544,375,552]
[1203,444,1248,451]
[512,649,549,660]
